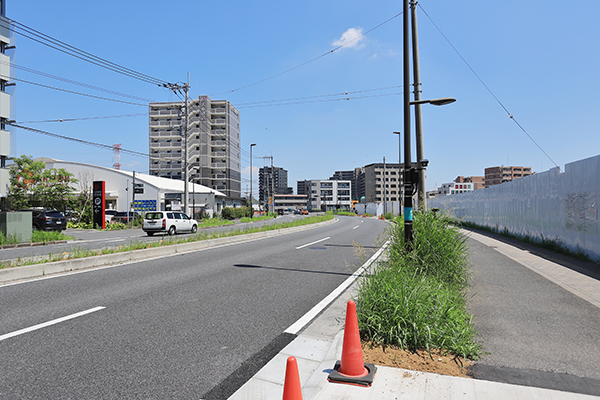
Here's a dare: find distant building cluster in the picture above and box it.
[146,94,536,211]
[429,166,533,198]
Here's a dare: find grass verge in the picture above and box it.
[0,214,334,269]
[357,211,481,360]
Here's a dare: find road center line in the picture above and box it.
[0,306,106,342]
[352,225,360,230]
[295,237,331,250]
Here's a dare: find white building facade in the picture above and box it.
[39,158,226,218]
[304,179,352,211]
[437,182,475,196]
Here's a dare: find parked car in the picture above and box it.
[20,209,67,231]
[114,211,140,224]
[142,211,198,236]
[105,209,118,223]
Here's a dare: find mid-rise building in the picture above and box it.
[149,95,241,200]
[484,166,532,188]
[437,181,475,196]
[330,169,362,201]
[455,176,485,190]
[359,163,404,203]
[258,166,293,208]
[300,179,352,211]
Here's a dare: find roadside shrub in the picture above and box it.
[222,207,252,220]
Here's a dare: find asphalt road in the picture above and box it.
[0,214,306,262]
[466,234,600,396]
[0,216,387,399]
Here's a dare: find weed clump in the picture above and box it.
[357,211,480,359]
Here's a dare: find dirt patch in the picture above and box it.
[361,341,473,378]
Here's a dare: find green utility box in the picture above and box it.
[0,211,33,243]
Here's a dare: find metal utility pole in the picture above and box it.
[132,171,136,228]
[403,0,414,248]
[270,156,274,215]
[383,156,387,216]
[411,0,426,210]
[250,143,256,218]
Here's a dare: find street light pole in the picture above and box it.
[403,0,413,248]
[250,143,256,218]
[411,0,426,211]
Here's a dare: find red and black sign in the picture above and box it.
[93,181,105,229]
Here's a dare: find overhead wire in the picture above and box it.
[209,11,403,96]
[418,3,559,170]
[4,60,157,103]
[3,75,148,106]
[5,19,171,87]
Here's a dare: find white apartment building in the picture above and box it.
[303,179,352,211]
[437,181,475,196]
[149,95,241,200]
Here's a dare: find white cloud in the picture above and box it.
[332,27,365,49]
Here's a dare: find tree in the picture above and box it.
[8,155,78,212]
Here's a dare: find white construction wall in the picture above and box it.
[428,154,600,261]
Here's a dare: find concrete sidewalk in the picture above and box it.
[228,230,600,399]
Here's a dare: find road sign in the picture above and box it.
[134,183,144,194]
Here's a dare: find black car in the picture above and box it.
[21,209,67,231]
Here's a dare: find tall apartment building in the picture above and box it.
[300,179,352,211]
[149,95,241,199]
[258,166,293,207]
[0,0,11,209]
[484,166,532,188]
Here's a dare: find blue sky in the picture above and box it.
[6,1,600,195]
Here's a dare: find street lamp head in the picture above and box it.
[393,131,401,135]
[409,97,456,106]
[250,143,256,147]
[429,97,456,106]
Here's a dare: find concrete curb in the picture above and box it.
[0,218,337,284]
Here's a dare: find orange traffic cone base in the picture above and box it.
[328,360,376,387]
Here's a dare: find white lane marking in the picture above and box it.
[0,306,106,342]
[352,225,360,230]
[295,237,331,250]
[285,239,390,335]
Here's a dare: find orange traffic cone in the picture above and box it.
[328,300,376,387]
[282,356,303,400]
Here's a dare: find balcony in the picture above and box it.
[149,130,181,138]
[211,140,227,147]
[150,142,181,148]
[211,108,226,114]
[211,118,226,125]
[149,120,181,128]
[211,152,227,157]
[211,163,227,168]
[149,109,181,117]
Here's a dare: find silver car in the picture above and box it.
[142,211,198,236]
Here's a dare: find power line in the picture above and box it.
[2,75,148,106]
[17,113,147,124]
[209,11,403,96]
[4,18,171,87]
[235,85,402,107]
[4,60,157,102]
[237,91,402,109]
[418,3,559,170]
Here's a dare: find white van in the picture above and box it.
[142,211,198,236]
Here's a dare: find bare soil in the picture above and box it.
[361,341,473,378]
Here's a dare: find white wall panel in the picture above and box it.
[429,154,600,261]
